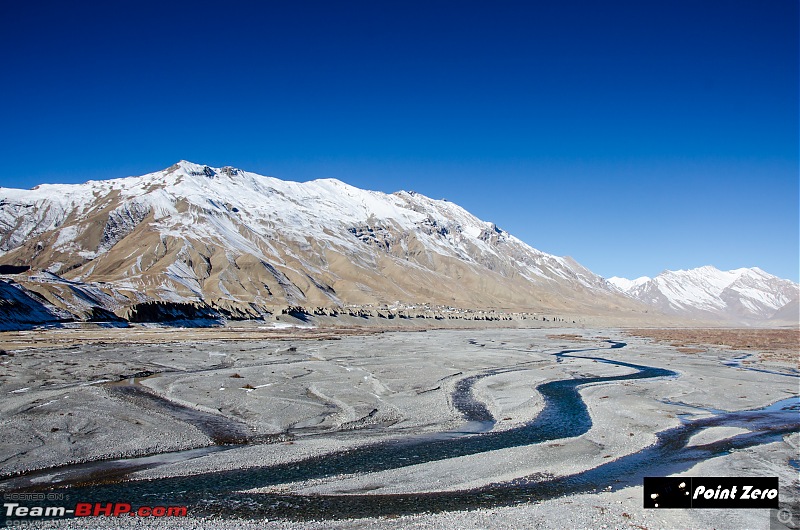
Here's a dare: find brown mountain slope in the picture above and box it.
[0,161,654,323]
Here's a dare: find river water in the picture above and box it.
[2,340,797,522]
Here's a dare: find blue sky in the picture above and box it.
[1,1,797,281]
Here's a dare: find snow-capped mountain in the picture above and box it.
[608,266,799,323]
[0,161,644,322]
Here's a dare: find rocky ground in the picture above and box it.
[0,326,797,529]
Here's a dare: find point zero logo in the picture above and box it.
[644,477,780,509]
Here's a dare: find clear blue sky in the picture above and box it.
[1,0,797,281]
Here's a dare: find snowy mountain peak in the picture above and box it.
[610,266,798,322]
[607,276,650,292]
[174,159,216,174]
[0,162,629,317]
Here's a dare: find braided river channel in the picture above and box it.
[2,339,798,523]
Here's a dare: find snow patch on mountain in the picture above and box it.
[607,276,650,292]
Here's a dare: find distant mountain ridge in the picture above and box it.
[0,161,795,328]
[608,266,799,324]
[0,161,644,326]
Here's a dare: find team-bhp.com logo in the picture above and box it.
[4,502,187,519]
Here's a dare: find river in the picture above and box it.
[1,339,797,523]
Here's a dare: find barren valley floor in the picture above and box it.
[0,327,797,529]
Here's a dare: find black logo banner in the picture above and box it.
[644,477,780,509]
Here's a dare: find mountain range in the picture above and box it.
[608,266,797,324]
[0,161,796,328]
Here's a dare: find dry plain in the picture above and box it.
[0,325,797,529]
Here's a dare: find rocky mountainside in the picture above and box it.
[608,266,799,324]
[0,161,647,326]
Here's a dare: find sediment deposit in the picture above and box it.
[0,328,797,529]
